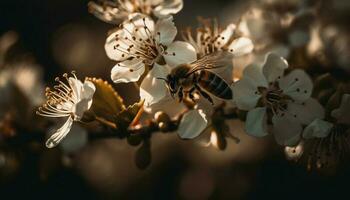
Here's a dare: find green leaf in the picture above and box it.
[87,78,125,122]
[115,100,144,130]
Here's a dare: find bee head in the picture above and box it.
[157,75,178,97]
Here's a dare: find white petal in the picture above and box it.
[331,94,350,124]
[46,117,74,148]
[57,101,74,111]
[279,69,313,102]
[302,119,333,139]
[245,107,269,137]
[111,60,145,83]
[126,13,155,33]
[215,24,236,49]
[68,77,83,100]
[104,29,130,61]
[287,98,325,125]
[228,37,254,57]
[82,80,96,100]
[242,63,268,87]
[163,41,197,67]
[143,94,186,117]
[140,64,169,106]
[74,99,90,120]
[155,16,177,46]
[233,78,261,110]
[262,53,288,83]
[272,113,302,146]
[119,14,155,44]
[178,109,208,139]
[153,0,183,18]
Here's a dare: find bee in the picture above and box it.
[160,51,233,104]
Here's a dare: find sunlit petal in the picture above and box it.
[140,63,169,106]
[178,109,208,139]
[245,107,269,137]
[46,117,74,148]
[163,41,197,67]
[262,53,288,83]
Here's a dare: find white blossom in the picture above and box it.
[233,53,324,146]
[37,72,96,148]
[89,0,183,23]
[183,19,253,58]
[106,13,196,107]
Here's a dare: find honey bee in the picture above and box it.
[161,51,233,104]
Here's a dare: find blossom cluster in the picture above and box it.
[23,0,349,171]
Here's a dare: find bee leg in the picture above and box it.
[195,85,214,105]
[178,87,184,103]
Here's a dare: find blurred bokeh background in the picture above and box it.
[1,0,350,199]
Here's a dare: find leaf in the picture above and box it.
[86,78,125,122]
[115,100,144,130]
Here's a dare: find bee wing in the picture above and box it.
[186,51,234,77]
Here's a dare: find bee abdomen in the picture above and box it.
[198,71,233,99]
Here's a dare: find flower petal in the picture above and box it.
[228,37,254,57]
[104,29,130,61]
[331,94,350,124]
[215,24,236,49]
[279,69,313,102]
[153,0,183,18]
[46,117,74,148]
[233,78,261,110]
[302,119,333,139]
[245,107,269,137]
[163,41,197,67]
[178,109,208,139]
[262,53,288,83]
[82,80,96,100]
[144,94,186,117]
[287,98,325,125]
[111,60,145,83]
[69,77,83,100]
[242,63,268,87]
[140,63,169,106]
[272,113,302,146]
[126,13,155,33]
[74,99,90,120]
[155,16,177,46]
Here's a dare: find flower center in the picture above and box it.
[36,72,78,119]
[184,19,234,56]
[113,18,164,65]
[259,83,288,115]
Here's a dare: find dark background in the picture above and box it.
[0,0,349,199]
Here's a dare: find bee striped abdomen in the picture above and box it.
[198,70,233,99]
